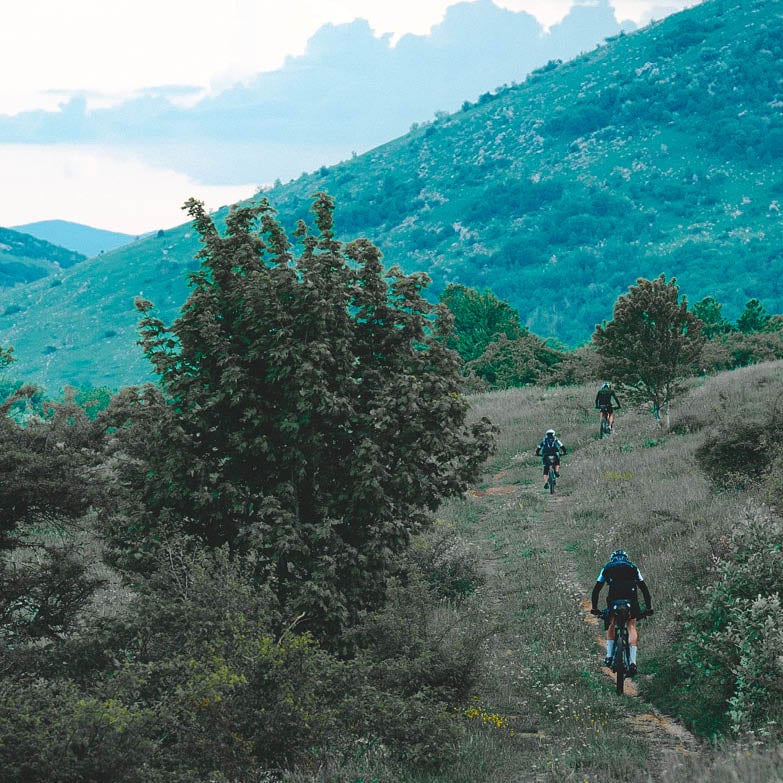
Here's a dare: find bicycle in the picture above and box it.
[544,455,558,494]
[601,600,647,694]
[598,404,612,438]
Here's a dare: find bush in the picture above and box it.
[673,506,783,738]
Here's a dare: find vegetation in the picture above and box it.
[2,0,782,391]
[593,275,705,422]
[2,242,783,779]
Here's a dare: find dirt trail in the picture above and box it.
[535,487,699,759]
[475,468,700,777]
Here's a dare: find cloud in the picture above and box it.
[0,144,256,234]
[0,0,633,187]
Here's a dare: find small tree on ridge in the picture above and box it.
[593,274,704,425]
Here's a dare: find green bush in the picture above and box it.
[671,506,783,738]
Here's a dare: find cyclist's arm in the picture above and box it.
[590,580,603,611]
[613,392,621,408]
[638,580,652,610]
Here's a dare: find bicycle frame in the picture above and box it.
[604,599,632,694]
[544,454,557,493]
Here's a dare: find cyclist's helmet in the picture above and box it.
[610,549,628,561]
[601,382,610,389]
[545,428,556,436]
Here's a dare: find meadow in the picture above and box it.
[294,361,783,782]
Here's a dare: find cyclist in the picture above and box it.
[535,428,566,490]
[589,549,653,677]
[595,382,621,432]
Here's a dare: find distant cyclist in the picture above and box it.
[590,549,653,677]
[595,382,621,433]
[535,429,566,490]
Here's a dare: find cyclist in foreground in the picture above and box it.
[595,382,621,433]
[590,549,653,676]
[535,428,566,490]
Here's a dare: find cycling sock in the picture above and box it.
[629,645,637,665]
[606,640,615,658]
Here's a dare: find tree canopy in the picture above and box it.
[117,193,496,640]
[593,274,704,422]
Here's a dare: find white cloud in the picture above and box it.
[0,145,256,234]
[0,1,699,114]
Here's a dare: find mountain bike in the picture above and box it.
[544,455,558,494]
[601,600,647,694]
[598,405,612,438]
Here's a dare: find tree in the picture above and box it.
[736,298,771,333]
[439,284,524,363]
[693,295,732,338]
[593,274,704,424]
[0,384,106,644]
[115,194,496,640]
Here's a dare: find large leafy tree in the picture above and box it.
[593,274,704,423]
[117,194,495,638]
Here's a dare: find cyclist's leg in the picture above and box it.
[627,617,638,669]
[604,614,616,663]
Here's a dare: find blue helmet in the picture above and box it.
[610,549,628,561]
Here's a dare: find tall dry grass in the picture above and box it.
[426,361,783,782]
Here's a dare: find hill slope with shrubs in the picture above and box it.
[1,0,781,392]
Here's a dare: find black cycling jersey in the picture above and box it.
[596,388,621,409]
[591,557,652,615]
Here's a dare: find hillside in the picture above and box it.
[10,220,138,258]
[0,226,85,288]
[0,0,780,393]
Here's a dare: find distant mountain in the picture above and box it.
[0,226,85,288]
[0,0,779,394]
[10,220,137,258]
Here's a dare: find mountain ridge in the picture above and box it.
[9,220,138,258]
[0,0,780,393]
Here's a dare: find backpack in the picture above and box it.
[541,435,559,456]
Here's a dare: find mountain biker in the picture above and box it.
[535,429,566,490]
[595,382,621,432]
[590,549,653,677]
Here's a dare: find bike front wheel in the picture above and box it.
[614,636,626,695]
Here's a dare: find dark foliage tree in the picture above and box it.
[0,385,106,644]
[439,283,525,363]
[593,274,704,423]
[736,298,772,333]
[693,295,732,338]
[116,194,496,639]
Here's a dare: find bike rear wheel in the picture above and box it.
[614,636,626,694]
[549,473,556,494]
[600,416,611,438]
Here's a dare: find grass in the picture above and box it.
[409,361,783,782]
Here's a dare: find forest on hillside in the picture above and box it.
[1,198,782,782]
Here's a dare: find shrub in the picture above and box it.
[674,505,783,738]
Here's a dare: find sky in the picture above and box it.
[0,0,698,235]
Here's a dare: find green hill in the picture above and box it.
[0,226,86,288]
[1,0,781,393]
